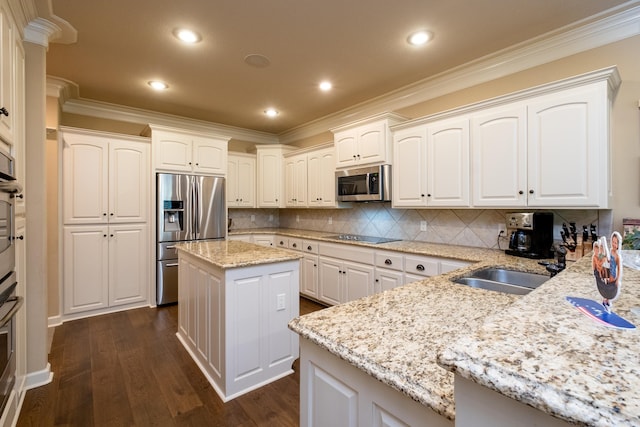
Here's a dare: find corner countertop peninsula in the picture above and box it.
[246,227,640,426]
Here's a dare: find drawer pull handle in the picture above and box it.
[166,263,179,267]
[384,259,392,265]
[416,264,425,272]
[166,245,176,249]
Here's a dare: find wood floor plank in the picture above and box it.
[17,297,325,426]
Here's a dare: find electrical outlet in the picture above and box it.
[276,294,286,311]
[250,214,255,222]
[498,224,507,235]
[420,220,427,232]
[296,215,300,223]
[328,216,333,225]
[269,214,273,222]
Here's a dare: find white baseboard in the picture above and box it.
[24,363,53,391]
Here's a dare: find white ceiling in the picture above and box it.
[46,0,634,136]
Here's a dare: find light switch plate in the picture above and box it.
[276,294,286,311]
[420,221,427,232]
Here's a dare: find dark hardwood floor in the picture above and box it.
[17,297,326,427]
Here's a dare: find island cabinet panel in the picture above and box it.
[300,339,453,427]
[177,250,299,402]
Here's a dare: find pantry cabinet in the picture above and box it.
[61,128,151,317]
[147,125,228,175]
[332,113,406,169]
[227,153,256,208]
[392,117,469,208]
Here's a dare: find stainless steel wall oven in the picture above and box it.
[0,149,22,417]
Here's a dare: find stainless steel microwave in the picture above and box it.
[336,164,391,202]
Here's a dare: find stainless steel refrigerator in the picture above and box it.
[156,173,225,305]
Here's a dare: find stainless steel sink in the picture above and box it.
[452,268,549,295]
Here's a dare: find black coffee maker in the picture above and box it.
[505,212,554,259]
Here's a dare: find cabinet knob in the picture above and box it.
[292,243,297,248]
[110,213,114,216]
[103,213,107,216]
[421,194,425,197]
[353,155,357,159]
[280,241,284,245]
[385,259,392,265]
[307,245,312,251]
[427,194,431,197]
[416,264,425,272]
[11,235,23,241]
[0,107,8,117]
[529,189,534,194]
[189,162,192,165]
[196,163,199,166]
[375,279,379,282]
[10,193,23,199]
[518,190,524,195]
[103,234,107,237]
[110,234,114,237]
[357,154,360,159]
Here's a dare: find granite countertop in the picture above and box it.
[230,227,533,264]
[176,240,302,269]
[438,251,640,426]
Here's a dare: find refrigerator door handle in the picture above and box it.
[193,177,199,237]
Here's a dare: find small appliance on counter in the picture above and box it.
[505,212,554,259]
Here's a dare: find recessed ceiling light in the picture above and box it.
[264,108,279,117]
[407,30,433,46]
[148,80,169,90]
[319,81,332,91]
[173,28,202,44]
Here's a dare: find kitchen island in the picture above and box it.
[176,240,302,402]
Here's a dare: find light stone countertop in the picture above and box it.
[176,239,302,269]
[438,251,640,427]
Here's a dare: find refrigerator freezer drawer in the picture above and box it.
[157,242,179,261]
[157,260,179,305]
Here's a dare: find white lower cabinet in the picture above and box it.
[318,257,374,304]
[63,224,148,315]
[300,338,452,427]
[301,253,319,299]
[374,268,404,293]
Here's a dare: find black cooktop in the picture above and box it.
[327,234,400,244]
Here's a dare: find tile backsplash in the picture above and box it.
[229,205,609,250]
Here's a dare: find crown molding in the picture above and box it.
[278,3,640,143]
[60,97,280,144]
[50,2,640,145]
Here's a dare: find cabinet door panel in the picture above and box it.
[193,136,226,174]
[257,151,283,207]
[63,226,109,314]
[109,141,149,223]
[0,4,14,143]
[527,85,603,206]
[318,257,342,305]
[109,224,148,306]
[471,106,527,207]
[335,133,358,168]
[155,132,192,171]
[357,122,386,164]
[392,127,427,207]
[237,156,255,207]
[427,119,469,206]
[226,157,239,205]
[375,269,404,293]
[63,136,109,224]
[343,261,374,303]
[301,254,318,298]
[308,363,358,427]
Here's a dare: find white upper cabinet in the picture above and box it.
[0,2,14,145]
[332,113,406,169]
[392,117,469,208]
[394,67,619,209]
[227,153,256,208]
[148,125,228,175]
[471,104,527,207]
[307,146,336,207]
[426,118,470,207]
[526,83,608,207]
[256,145,293,208]
[62,129,150,225]
[284,153,308,207]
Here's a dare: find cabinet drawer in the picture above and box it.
[319,242,374,265]
[302,240,319,254]
[288,238,303,251]
[404,255,439,277]
[440,259,471,274]
[275,236,288,248]
[374,250,403,271]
